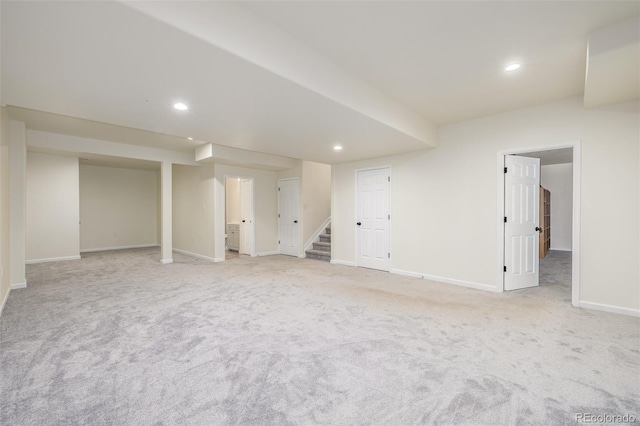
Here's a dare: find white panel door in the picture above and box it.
[356,168,390,271]
[504,155,540,290]
[240,178,254,256]
[278,178,299,257]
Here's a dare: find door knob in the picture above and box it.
[242,220,246,223]
[356,222,362,226]
[294,220,298,223]
[535,226,541,232]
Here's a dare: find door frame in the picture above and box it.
[277,177,301,257]
[354,165,392,271]
[497,141,581,306]
[223,174,256,258]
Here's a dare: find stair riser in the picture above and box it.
[319,235,331,243]
[307,253,330,262]
[312,244,331,252]
[325,227,331,235]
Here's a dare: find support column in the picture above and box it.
[160,161,173,264]
[9,121,26,288]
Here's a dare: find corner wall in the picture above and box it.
[0,108,11,314]
[26,151,80,262]
[79,165,158,251]
[173,164,216,261]
[541,163,573,251]
[332,97,639,313]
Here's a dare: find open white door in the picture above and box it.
[504,155,540,290]
[278,178,299,257]
[240,178,254,256]
[356,168,390,271]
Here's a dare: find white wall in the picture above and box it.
[302,161,331,245]
[173,164,216,260]
[0,108,11,314]
[215,164,278,258]
[79,165,158,251]
[332,97,639,313]
[541,163,573,251]
[26,151,79,262]
[225,177,241,224]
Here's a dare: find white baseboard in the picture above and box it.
[0,287,10,317]
[172,248,215,263]
[11,281,27,290]
[578,301,640,317]
[256,251,279,257]
[390,268,499,293]
[304,217,331,255]
[390,268,423,279]
[330,259,354,267]
[26,255,81,265]
[214,257,225,263]
[422,273,500,292]
[81,244,158,253]
[160,258,173,264]
[550,247,572,252]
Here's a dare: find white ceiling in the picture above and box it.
[2,1,638,165]
[245,1,639,124]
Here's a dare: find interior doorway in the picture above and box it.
[499,143,580,306]
[224,176,255,259]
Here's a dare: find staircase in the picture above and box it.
[305,223,331,262]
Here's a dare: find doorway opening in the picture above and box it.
[224,176,255,260]
[498,142,580,306]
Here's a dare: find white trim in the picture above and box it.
[550,247,572,252]
[11,282,27,290]
[172,248,216,262]
[497,140,581,305]
[303,217,331,255]
[26,255,81,265]
[578,301,640,318]
[256,251,279,257]
[80,244,158,253]
[213,257,225,263]
[354,165,392,271]
[390,268,422,279]
[391,269,501,292]
[160,258,173,264]
[0,287,10,317]
[422,273,500,293]
[330,259,355,267]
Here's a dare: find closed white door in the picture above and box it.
[356,168,390,271]
[504,155,540,290]
[240,178,254,256]
[278,178,299,257]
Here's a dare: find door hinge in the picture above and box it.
[504,266,507,272]
[388,253,390,258]
[388,214,390,220]
[504,167,508,173]
[504,216,507,223]
[278,187,280,191]
[278,213,280,218]
[278,240,280,244]
[388,176,390,182]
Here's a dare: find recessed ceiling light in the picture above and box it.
[505,63,521,72]
[333,145,343,151]
[173,102,188,111]
[187,137,193,140]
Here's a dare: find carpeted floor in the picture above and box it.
[1,248,638,425]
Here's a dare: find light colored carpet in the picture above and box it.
[1,248,638,425]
